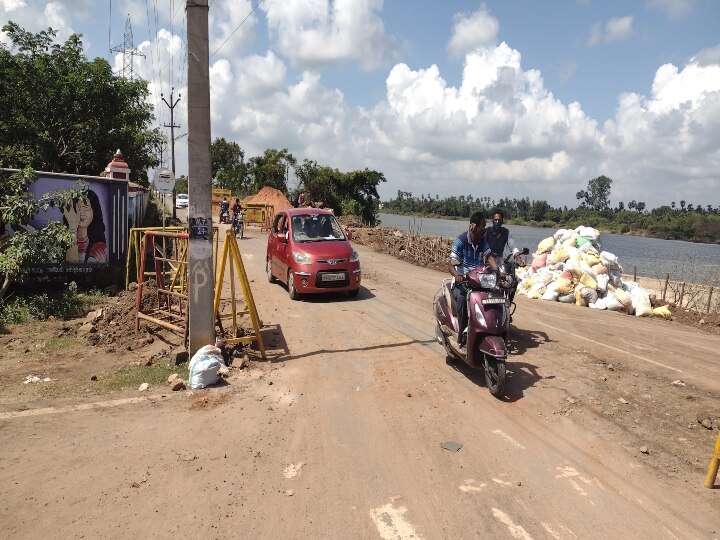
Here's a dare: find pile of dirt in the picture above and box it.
[242,187,293,215]
[337,214,366,228]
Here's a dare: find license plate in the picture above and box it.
[482,297,506,305]
[321,272,345,282]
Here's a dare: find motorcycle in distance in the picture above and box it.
[219,209,230,224]
[231,211,244,238]
[433,247,530,398]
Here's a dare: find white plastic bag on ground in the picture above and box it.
[590,298,607,310]
[631,287,653,317]
[596,273,610,292]
[188,345,224,389]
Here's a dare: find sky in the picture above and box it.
[1,0,719,209]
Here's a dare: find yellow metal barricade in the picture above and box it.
[705,431,720,488]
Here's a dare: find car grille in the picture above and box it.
[315,270,349,288]
[316,258,347,264]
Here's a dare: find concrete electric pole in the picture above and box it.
[186,0,215,354]
[162,88,181,219]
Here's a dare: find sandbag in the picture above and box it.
[574,287,588,307]
[550,248,569,265]
[633,290,653,317]
[583,253,601,267]
[558,292,575,303]
[536,237,554,255]
[554,277,574,295]
[560,269,574,281]
[527,289,542,300]
[596,274,610,292]
[532,253,548,270]
[541,288,559,301]
[575,236,589,248]
[554,229,574,243]
[580,287,598,305]
[590,298,607,310]
[579,273,598,290]
[614,287,632,308]
[576,226,599,241]
[188,345,223,389]
[601,251,623,272]
[605,291,625,311]
[592,264,608,275]
[652,305,672,319]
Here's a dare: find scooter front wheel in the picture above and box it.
[484,354,506,397]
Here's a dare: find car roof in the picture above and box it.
[283,208,334,217]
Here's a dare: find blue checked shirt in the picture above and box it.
[450,230,492,276]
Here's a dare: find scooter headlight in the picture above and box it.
[474,303,487,326]
[478,273,497,288]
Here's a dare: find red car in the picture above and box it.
[266,208,361,300]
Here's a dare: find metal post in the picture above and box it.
[186,0,214,355]
[707,286,714,314]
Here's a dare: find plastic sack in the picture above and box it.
[576,236,589,248]
[576,226,600,242]
[536,237,555,255]
[579,273,598,290]
[596,274,610,292]
[605,291,625,311]
[188,345,223,389]
[590,298,607,310]
[583,253,601,267]
[574,287,588,307]
[541,288,559,301]
[527,289,542,300]
[558,292,575,303]
[550,248,569,265]
[633,289,653,317]
[580,287,598,305]
[554,277,574,295]
[592,264,608,275]
[532,253,548,270]
[601,251,623,272]
[652,305,672,319]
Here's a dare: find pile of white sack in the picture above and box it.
[516,226,671,318]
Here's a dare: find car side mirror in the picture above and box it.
[283,231,289,243]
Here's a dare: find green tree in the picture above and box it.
[248,148,296,194]
[575,175,612,211]
[210,138,248,195]
[0,168,86,299]
[0,22,163,185]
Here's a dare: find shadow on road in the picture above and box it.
[445,325,554,402]
[257,322,434,362]
[282,285,376,302]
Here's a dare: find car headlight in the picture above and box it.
[293,251,312,264]
[350,250,359,262]
[478,273,497,288]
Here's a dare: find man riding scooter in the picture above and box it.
[449,212,501,350]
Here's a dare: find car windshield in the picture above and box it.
[291,214,345,242]
[177,194,188,200]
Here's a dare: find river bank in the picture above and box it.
[378,210,720,245]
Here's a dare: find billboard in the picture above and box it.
[20,172,128,280]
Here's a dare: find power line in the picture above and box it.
[210,0,265,58]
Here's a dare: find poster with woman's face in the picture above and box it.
[28,176,118,266]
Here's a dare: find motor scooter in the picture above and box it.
[219,209,230,224]
[433,248,528,397]
[231,212,244,238]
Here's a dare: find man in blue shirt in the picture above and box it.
[449,212,500,349]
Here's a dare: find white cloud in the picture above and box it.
[446,6,499,58]
[691,45,720,67]
[646,0,695,19]
[261,0,400,70]
[588,16,634,46]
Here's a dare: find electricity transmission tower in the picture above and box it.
[111,15,145,80]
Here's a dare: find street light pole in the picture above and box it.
[162,88,181,219]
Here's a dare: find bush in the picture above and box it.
[0,282,104,329]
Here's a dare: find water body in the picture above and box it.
[377,213,720,282]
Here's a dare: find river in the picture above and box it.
[377,213,720,283]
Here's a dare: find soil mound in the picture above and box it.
[242,187,292,215]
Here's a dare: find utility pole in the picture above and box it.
[186,0,214,354]
[162,88,181,219]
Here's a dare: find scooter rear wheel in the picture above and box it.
[484,354,506,397]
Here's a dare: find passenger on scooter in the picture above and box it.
[484,208,524,268]
[232,198,242,218]
[449,212,501,350]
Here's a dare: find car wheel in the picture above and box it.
[266,257,276,283]
[288,271,300,300]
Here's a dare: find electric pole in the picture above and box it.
[162,88,181,219]
[186,0,214,354]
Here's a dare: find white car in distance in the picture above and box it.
[176,193,189,208]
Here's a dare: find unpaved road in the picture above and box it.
[1,225,719,539]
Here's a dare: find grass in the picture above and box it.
[40,336,85,354]
[98,360,189,392]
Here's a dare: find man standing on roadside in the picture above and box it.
[449,212,500,350]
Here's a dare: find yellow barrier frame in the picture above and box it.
[705,431,720,488]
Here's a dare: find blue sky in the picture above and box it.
[2,0,719,209]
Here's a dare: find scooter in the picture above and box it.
[231,212,244,238]
[219,209,230,224]
[433,248,529,397]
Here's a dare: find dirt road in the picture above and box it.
[1,226,718,539]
